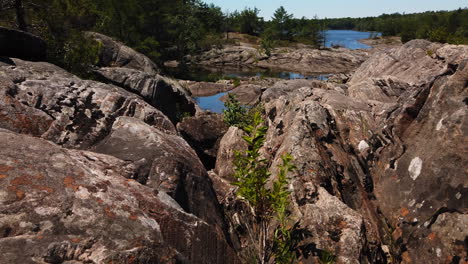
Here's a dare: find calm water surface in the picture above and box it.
[168,30,379,112]
[325,30,381,49]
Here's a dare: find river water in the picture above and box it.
[324,30,381,49]
[167,30,379,112]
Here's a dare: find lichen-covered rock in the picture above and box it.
[95,67,198,123]
[195,44,370,74]
[214,126,248,181]
[0,129,239,264]
[85,32,159,75]
[220,84,263,105]
[92,116,227,232]
[181,80,234,97]
[369,59,468,263]
[177,112,228,170]
[0,58,175,149]
[240,41,468,263]
[348,39,468,86]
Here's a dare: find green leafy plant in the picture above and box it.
[232,78,241,87]
[232,111,297,264]
[319,250,336,264]
[272,153,297,264]
[223,94,248,127]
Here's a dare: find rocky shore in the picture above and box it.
[0,28,467,264]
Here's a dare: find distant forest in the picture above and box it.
[325,9,468,44]
[1,0,466,75]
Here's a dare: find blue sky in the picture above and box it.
[203,0,467,19]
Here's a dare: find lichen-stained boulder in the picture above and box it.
[214,126,248,181]
[92,116,228,232]
[348,39,468,86]
[232,83,392,263]
[177,112,228,170]
[0,58,175,149]
[0,129,239,264]
[95,67,198,123]
[220,84,263,105]
[369,59,468,262]
[85,32,159,75]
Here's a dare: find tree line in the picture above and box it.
[1,1,466,76]
[325,8,468,44]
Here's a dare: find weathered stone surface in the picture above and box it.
[348,39,468,86]
[181,80,234,97]
[195,44,370,74]
[92,116,228,233]
[0,129,239,264]
[220,84,263,105]
[261,79,330,103]
[0,58,175,149]
[240,40,468,263]
[177,112,228,170]
[86,32,159,75]
[0,26,46,61]
[214,127,248,181]
[369,59,468,263]
[95,67,198,123]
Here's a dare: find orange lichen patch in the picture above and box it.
[35,235,44,240]
[401,251,412,263]
[95,198,104,204]
[63,176,80,191]
[0,174,8,179]
[70,238,81,243]
[104,207,116,219]
[400,207,410,217]
[15,190,25,200]
[128,213,139,221]
[392,227,403,241]
[338,221,348,229]
[32,185,55,194]
[0,165,13,173]
[11,175,33,185]
[33,174,45,180]
[7,185,25,200]
[427,232,437,241]
[127,255,137,264]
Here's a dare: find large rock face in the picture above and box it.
[369,58,468,263]
[195,45,371,74]
[0,58,175,149]
[348,39,468,86]
[95,67,198,123]
[86,32,159,75]
[0,26,46,61]
[0,129,239,264]
[92,116,227,232]
[213,40,467,263]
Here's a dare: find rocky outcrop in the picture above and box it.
[92,116,227,231]
[0,58,175,149]
[86,32,159,75]
[180,80,234,97]
[213,40,467,263]
[0,26,46,61]
[195,45,371,74]
[95,67,198,123]
[348,39,468,86]
[0,129,239,264]
[369,58,468,263]
[220,84,263,105]
[177,112,228,170]
[214,126,248,181]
